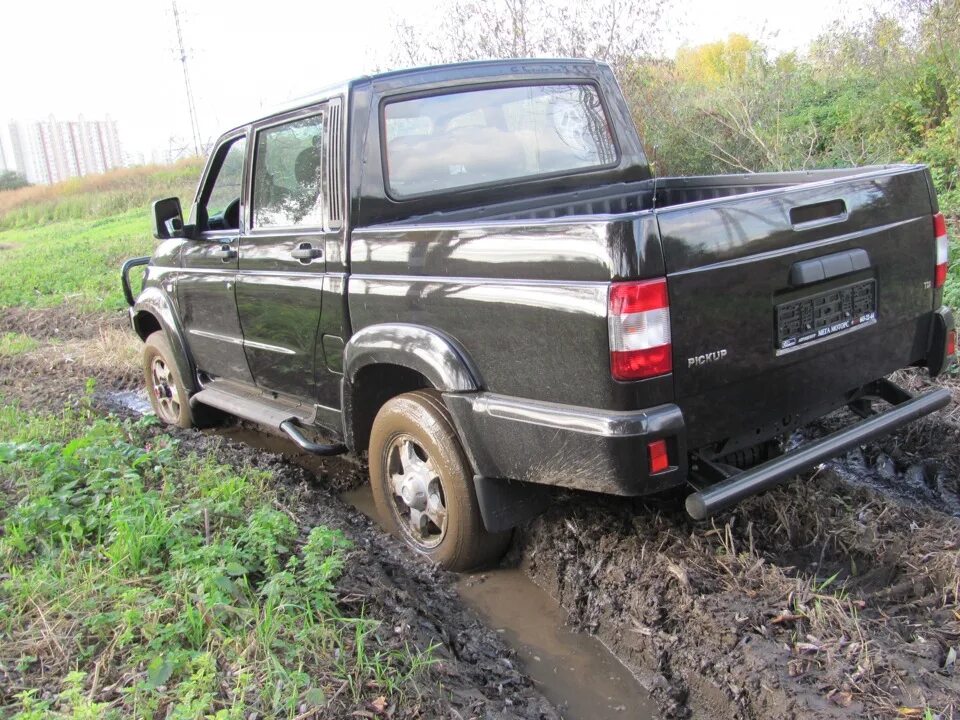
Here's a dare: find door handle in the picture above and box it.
[210,246,237,261]
[291,243,323,263]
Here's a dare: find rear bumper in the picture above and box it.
[443,392,688,495]
[685,379,951,519]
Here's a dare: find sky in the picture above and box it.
[0,0,881,168]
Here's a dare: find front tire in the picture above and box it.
[142,331,196,428]
[368,390,511,571]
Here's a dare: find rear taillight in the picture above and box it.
[608,278,672,380]
[934,212,950,289]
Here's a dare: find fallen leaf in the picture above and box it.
[829,691,853,707]
[897,708,924,717]
[304,687,326,707]
[666,561,690,588]
[943,646,957,671]
[770,612,806,625]
[145,655,173,690]
[369,696,388,715]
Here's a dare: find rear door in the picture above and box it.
[659,167,937,450]
[177,132,253,383]
[236,106,329,401]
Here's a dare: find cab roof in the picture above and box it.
[227,58,607,134]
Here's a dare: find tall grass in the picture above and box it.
[0,160,203,231]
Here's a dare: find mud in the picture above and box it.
[5,305,960,719]
[0,305,126,341]
[810,369,960,518]
[517,475,960,718]
[344,484,657,720]
[0,307,139,412]
[457,569,657,720]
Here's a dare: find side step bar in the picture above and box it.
[685,381,951,520]
[279,420,346,456]
[191,386,346,456]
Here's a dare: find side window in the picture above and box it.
[202,137,246,232]
[252,114,326,229]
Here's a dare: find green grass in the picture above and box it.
[0,161,200,312]
[0,404,434,719]
[0,332,40,357]
[0,209,155,311]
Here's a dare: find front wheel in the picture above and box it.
[368,390,511,571]
[142,331,196,428]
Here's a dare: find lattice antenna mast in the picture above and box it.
[172,1,202,156]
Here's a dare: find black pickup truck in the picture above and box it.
[123,59,955,570]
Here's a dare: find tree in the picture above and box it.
[0,171,29,192]
[389,0,669,71]
[675,34,763,86]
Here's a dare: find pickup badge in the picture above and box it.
[688,349,728,368]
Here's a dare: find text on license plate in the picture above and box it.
[776,279,876,351]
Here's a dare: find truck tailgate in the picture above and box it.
[658,166,937,450]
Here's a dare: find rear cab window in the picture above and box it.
[382,84,618,199]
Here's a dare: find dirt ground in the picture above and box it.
[3,305,959,719]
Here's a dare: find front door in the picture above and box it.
[237,109,328,399]
[177,133,253,383]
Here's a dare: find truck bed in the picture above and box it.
[394,166,908,225]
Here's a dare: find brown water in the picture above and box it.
[457,568,656,719]
[102,397,658,720]
[343,483,656,720]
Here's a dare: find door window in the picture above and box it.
[252,114,326,228]
[201,137,246,232]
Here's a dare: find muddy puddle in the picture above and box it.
[101,389,153,415]
[457,568,656,720]
[343,483,655,720]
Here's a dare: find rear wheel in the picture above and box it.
[142,331,196,428]
[368,390,511,571]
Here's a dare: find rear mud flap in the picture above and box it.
[473,475,551,533]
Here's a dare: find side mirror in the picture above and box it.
[152,197,196,240]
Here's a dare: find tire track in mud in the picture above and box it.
[6,307,960,719]
[191,403,960,719]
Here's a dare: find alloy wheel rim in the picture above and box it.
[385,434,447,549]
[150,356,180,423]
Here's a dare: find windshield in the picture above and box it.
[383,84,618,198]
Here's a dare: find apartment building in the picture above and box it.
[8,116,124,185]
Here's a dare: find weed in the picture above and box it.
[0,406,433,717]
[0,332,39,357]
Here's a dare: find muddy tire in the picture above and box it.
[369,390,511,571]
[142,331,197,429]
